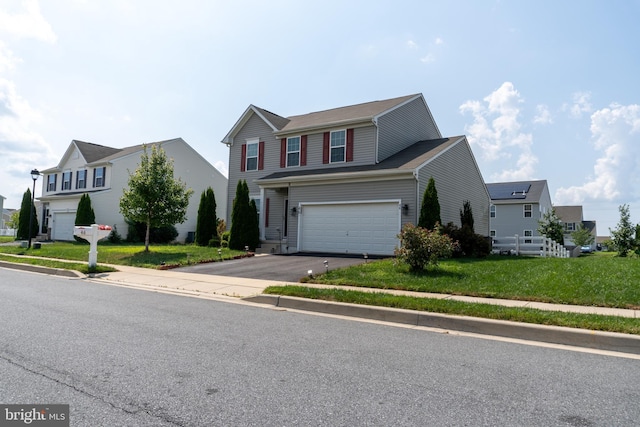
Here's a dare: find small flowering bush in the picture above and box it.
[395,223,455,271]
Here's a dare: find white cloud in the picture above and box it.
[420,53,435,63]
[533,104,552,125]
[434,37,444,45]
[460,82,538,181]
[214,160,228,178]
[0,0,57,43]
[407,40,418,49]
[0,41,21,73]
[564,91,592,119]
[555,103,640,205]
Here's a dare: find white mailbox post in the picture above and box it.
[73,224,112,268]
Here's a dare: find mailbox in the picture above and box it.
[74,224,112,268]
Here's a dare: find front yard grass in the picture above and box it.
[0,241,246,269]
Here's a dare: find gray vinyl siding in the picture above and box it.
[285,178,416,249]
[264,188,287,240]
[416,139,490,236]
[490,203,542,238]
[377,97,441,162]
[226,114,280,225]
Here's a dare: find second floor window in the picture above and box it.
[523,204,532,218]
[62,171,72,190]
[490,205,496,218]
[94,167,105,187]
[246,142,258,171]
[565,222,576,231]
[287,137,300,167]
[47,174,57,192]
[330,130,346,163]
[76,169,87,189]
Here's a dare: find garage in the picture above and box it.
[52,212,76,241]
[298,201,401,256]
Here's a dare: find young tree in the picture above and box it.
[537,208,564,245]
[418,177,441,230]
[229,180,258,250]
[119,144,193,252]
[17,189,38,240]
[610,204,635,257]
[74,194,96,242]
[195,187,217,246]
[460,200,474,231]
[571,224,595,248]
[8,210,20,230]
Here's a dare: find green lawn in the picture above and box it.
[0,236,15,244]
[300,252,640,309]
[0,241,246,269]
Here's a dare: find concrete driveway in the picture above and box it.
[175,253,375,283]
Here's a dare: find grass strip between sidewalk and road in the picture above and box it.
[264,285,640,335]
[0,253,116,275]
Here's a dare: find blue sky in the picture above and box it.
[1,0,639,235]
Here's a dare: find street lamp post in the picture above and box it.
[28,169,41,249]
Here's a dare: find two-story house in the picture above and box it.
[554,205,597,250]
[486,180,553,242]
[38,138,227,242]
[222,94,490,256]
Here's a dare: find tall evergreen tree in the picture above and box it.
[17,188,38,240]
[119,144,193,252]
[74,194,96,242]
[248,198,260,250]
[418,177,441,230]
[195,187,218,246]
[460,200,474,231]
[229,180,258,250]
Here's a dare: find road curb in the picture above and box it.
[0,261,83,278]
[244,294,640,355]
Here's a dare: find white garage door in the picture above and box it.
[52,212,75,241]
[298,202,400,256]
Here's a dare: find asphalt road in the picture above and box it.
[1,268,639,426]
[175,253,372,282]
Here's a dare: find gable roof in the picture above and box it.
[74,140,122,163]
[256,136,462,187]
[222,94,429,145]
[554,205,584,223]
[486,180,548,204]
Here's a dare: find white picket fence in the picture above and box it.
[492,235,569,258]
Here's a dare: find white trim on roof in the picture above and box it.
[221,105,279,146]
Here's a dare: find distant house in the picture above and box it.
[486,180,553,242]
[0,195,5,228]
[222,93,489,256]
[37,138,227,242]
[554,205,597,250]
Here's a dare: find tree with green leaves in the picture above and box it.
[460,200,474,231]
[8,210,20,230]
[229,180,259,250]
[571,224,595,248]
[610,204,635,257]
[119,144,193,252]
[537,208,564,245]
[17,188,38,241]
[418,177,441,230]
[74,194,96,243]
[195,187,218,246]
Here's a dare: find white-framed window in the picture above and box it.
[76,169,86,189]
[524,229,533,243]
[94,167,105,187]
[523,204,532,218]
[47,174,56,192]
[330,130,346,163]
[490,205,496,218]
[490,230,496,238]
[565,222,576,232]
[287,136,300,167]
[62,171,72,190]
[246,141,258,171]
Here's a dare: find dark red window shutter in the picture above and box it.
[301,135,307,166]
[265,198,270,228]
[240,144,246,172]
[280,138,286,168]
[258,141,265,170]
[323,132,330,164]
[346,128,354,162]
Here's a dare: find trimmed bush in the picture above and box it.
[395,223,454,271]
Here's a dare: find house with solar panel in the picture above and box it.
[486,180,553,242]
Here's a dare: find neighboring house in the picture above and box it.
[222,93,489,256]
[554,205,597,249]
[0,195,5,228]
[37,138,227,242]
[486,180,553,242]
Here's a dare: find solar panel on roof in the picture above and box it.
[487,183,531,200]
